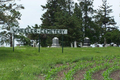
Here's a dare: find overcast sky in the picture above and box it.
[17,0,120,28]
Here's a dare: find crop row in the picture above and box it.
[43,55,120,80]
[103,63,120,80]
[45,60,88,80]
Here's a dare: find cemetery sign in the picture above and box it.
[10,28,67,34]
[10,27,68,53]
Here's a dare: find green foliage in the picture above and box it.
[79,0,97,39]
[102,64,120,80]
[40,0,118,46]
[94,0,116,26]
[94,0,116,44]
[15,34,31,46]
[0,47,120,79]
[105,29,120,44]
[41,0,83,46]
[65,61,94,80]
[0,0,24,47]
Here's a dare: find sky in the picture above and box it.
[16,0,120,28]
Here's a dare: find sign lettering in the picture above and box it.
[10,28,68,34]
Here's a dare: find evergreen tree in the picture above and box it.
[0,0,24,47]
[94,0,116,44]
[41,0,62,46]
[41,0,83,46]
[41,0,61,28]
[78,0,96,42]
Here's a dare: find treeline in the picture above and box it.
[34,0,118,47]
[23,0,119,47]
[0,0,119,47]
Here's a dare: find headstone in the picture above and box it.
[105,44,110,47]
[113,44,117,47]
[95,43,98,47]
[71,43,73,48]
[98,44,103,47]
[80,42,82,47]
[83,37,90,47]
[33,40,36,47]
[74,41,77,48]
[78,42,82,47]
[51,37,60,47]
[36,43,42,47]
[110,42,114,46]
[90,44,95,48]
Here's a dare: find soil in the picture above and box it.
[55,68,70,80]
[55,63,69,67]
[73,70,86,80]
[110,70,120,80]
[37,60,120,80]
[92,69,106,80]
[38,75,45,80]
[55,64,64,67]
[37,69,120,80]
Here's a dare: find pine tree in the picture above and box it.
[0,0,24,47]
[79,0,95,40]
[41,0,61,28]
[94,0,116,44]
[41,0,81,46]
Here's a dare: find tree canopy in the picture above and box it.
[0,0,24,46]
[0,0,119,47]
[39,0,118,46]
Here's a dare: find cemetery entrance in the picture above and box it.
[10,27,68,53]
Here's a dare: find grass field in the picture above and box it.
[0,47,120,80]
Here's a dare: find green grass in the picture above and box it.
[0,47,120,80]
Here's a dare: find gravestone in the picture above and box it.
[90,44,95,48]
[74,41,77,48]
[110,42,114,46]
[113,44,117,47]
[83,37,90,47]
[78,42,82,47]
[51,37,60,47]
[71,43,73,48]
[80,42,82,47]
[98,44,103,47]
[105,44,110,47]
[33,41,36,47]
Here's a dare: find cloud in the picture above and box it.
[17,0,47,28]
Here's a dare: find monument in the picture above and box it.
[83,37,90,47]
[33,40,36,47]
[71,43,73,48]
[74,41,77,48]
[51,37,60,47]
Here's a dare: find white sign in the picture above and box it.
[10,28,68,34]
